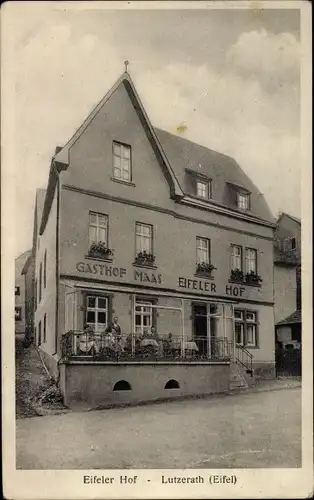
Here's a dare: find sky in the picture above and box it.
[10,4,301,257]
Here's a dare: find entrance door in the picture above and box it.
[192,304,207,357]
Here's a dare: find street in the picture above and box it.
[16,386,301,470]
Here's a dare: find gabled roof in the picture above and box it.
[39,69,275,232]
[39,71,184,234]
[15,249,31,264]
[277,212,301,225]
[154,128,274,223]
[53,71,183,197]
[276,310,301,326]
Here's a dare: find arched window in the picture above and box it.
[113,380,132,391]
[164,379,180,389]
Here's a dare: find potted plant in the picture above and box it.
[88,241,114,260]
[196,262,216,277]
[245,271,263,286]
[230,268,245,284]
[134,250,156,266]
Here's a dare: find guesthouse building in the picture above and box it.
[34,70,276,408]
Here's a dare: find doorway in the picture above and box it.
[192,304,207,356]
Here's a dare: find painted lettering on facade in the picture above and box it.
[178,277,217,293]
[76,262,162,284]
[75,262,248,298]
[225,285,245,297]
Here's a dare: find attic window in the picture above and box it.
[113,141,132,182]
[196,180,211,199]
[237,192,250,210]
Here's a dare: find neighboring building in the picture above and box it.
[15,250,31,335]
[274,212,301,348]
[33,70,277,408]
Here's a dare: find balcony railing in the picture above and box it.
[61,331,233,362]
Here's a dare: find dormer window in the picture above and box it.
[196,180,211,199]
[113,141,132,182]
[237,192,250,210]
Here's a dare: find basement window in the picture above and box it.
[164,379,180,389]
[113,380,132,391]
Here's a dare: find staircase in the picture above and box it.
[229,345,255,390]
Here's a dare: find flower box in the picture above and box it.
[245,271,263,286]
[230,268,245,284]
[88,242,114,260]
[196,262,216,277]
[134,251,156,267]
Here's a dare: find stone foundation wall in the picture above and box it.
[60,361,231,409]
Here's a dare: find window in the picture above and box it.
[44,250,47,288]
[135,300,153,334]
[43,314,47,343]
[284,237,296,252]
[15,286,20,296]
[38,321,42,346]
[245,248,257,273]
[135,223,153,254]
[113,141,131,182]
[39,263,43,302]
[231,245,243,271]
[89,212,108,246]
[234,309,258,347]
[86,295,108,332]
[196,180,211,199]
[15,307,22,321]
[237,192,250,210]
[196,237,210,264]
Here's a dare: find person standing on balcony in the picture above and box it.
[105,316,124,354]
[106,316,121,338]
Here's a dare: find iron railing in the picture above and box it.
[235,344,253,374]
[61,331,233,362]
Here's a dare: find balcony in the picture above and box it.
[61,331,233,363]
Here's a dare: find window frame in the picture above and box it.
[85,294,110,332]
[88,212,109,247]
[196,236,211,265]
[39,263,42,303]
[135,298,155,335]
[112,141,132,183]
[15,307,22,322]
[38,320,42,346]
[237,191,250,211]
[230,244,243,271]
[135,222,153,255]
[245,247,258,274]
[196,180,211,199]
[43,250,47,288]
[234,309,258,348]
[43,313,47,343]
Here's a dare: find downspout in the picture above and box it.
[52,162,61,356]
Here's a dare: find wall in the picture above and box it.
[60,362,231,408]
[35,188,58,355]
[59,188,274,305]
[15,251,31,334]
[24,257,35,340]
[274,265,297,324]
[60,82,174,211]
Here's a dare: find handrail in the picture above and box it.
[61,331,233,362]
[235,344,253,374]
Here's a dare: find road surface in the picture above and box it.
[16,387,301,469]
